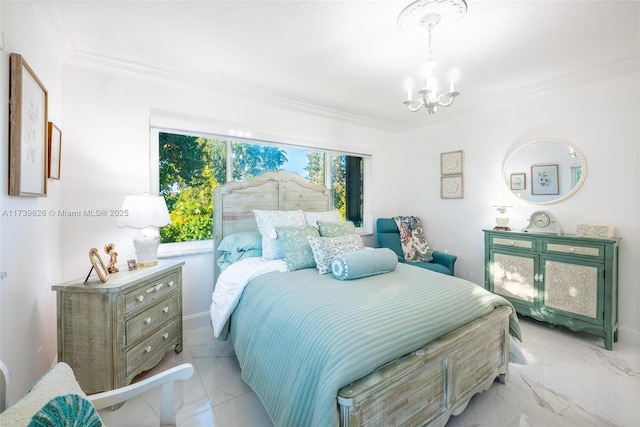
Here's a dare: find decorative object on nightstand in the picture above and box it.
[576,224,615,239]
[104,243,119,274]
[523,210,562,235]
[86,248,109,283]
[52,260,185,394]
[116,194,171,267]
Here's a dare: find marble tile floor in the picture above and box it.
[98,317,640,426]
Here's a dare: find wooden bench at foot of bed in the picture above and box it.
[338,305,511,427]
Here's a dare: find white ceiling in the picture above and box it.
[33,0,640,128]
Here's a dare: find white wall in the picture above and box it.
[59,64,398,327]
[396,67,640,342]
[0,1,63,402]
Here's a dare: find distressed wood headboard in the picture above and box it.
[213,170,333,281]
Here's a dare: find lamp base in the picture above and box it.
[132,227,161,268]
[493,226,511,231]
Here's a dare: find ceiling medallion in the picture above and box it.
[397,0,467,36]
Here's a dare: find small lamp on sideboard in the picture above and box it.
[492,196,513,231]
[116,194,171,267]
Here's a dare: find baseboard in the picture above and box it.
[618,325,640,346]
[183,312,212,331]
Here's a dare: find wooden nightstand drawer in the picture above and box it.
[126,318,179,377]
[125,271,179,314]
[126,294,180,345]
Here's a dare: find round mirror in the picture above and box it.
[503,138,587,205]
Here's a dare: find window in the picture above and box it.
[156,130,369,245]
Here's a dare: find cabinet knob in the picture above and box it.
[168,281,175,287]
[145,317,152,324]
[509,241,515,246]
[136,295,144,302]
[568,247,575,252]
[145,346,152,353]
[163,306,169,313]
[162,333,169,339]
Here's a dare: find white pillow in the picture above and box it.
[253,210,306,260]
[304,210,342,228]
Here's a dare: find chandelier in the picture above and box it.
[398,0,467,114]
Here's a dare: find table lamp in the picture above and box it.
[492,196,514,231]
[116,194,171,267]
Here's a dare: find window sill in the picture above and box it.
[158,240,213,258]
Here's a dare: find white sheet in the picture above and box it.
[210,257,287,337]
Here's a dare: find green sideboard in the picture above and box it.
[483,229,619,350]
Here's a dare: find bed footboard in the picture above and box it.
[337,306,511,427]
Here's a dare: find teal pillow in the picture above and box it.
[275,226,320,271]
[332,248,398,280]
[216,232,263,270]
[317,221,356,237]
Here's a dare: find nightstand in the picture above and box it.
[52,260,184,393]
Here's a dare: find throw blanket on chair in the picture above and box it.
[393,216,433,262]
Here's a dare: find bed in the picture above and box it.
[211,170,521,427]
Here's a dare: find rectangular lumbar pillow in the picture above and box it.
[307,234,364,274]
[331,248,398,280]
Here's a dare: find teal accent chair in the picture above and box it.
[376,218,457,276]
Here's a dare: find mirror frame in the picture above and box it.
[502,137,588,206]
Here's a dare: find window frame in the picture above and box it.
[150,124,372,257]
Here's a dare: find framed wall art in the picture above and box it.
[440,150,463,175]
[48,122,62,180]
[441,175,463,199]
[531,164,559,195]
[510,172,526,190]
[9,53,48,196]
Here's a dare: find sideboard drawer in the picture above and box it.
[544,242,602,258]
[126,318,179,378]
[126,294,180,345]
[490,235,536,251]
[125,271,180,314]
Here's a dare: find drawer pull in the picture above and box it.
[145,283,164,294]
[163,333,169,339]
[144,317,152,324]
[136,295,144,302]
[145,346,152,353]
[168,281,175,287]
[509,241,515,246]
[568,247,575,253]
[163,306,169,313]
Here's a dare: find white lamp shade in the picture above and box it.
[116,195,172,229]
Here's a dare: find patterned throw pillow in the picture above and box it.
[253,210,306,260]
[304,210,342,228]
[0,362,102,427]
[275,226,320,271]
[307,234,364,274]
[317,221,356,237]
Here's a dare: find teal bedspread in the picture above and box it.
[229,263,520,427]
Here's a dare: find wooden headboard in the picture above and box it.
[213,170,333,280]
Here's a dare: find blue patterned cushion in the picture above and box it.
[275,226,320,271]
[29,394,102,427]
[317,221,356,237]
[0,363,102,426]
[253,210,306,260]
[332,248,398,280]
[307,234,364,274]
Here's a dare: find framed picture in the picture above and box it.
[531,164,559,195]
[88,248,110,283]
[48,122,62,180]
[510,172,526,190]
[441,175,463,199]
[440,150,463,175]
[9,53,48,197]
